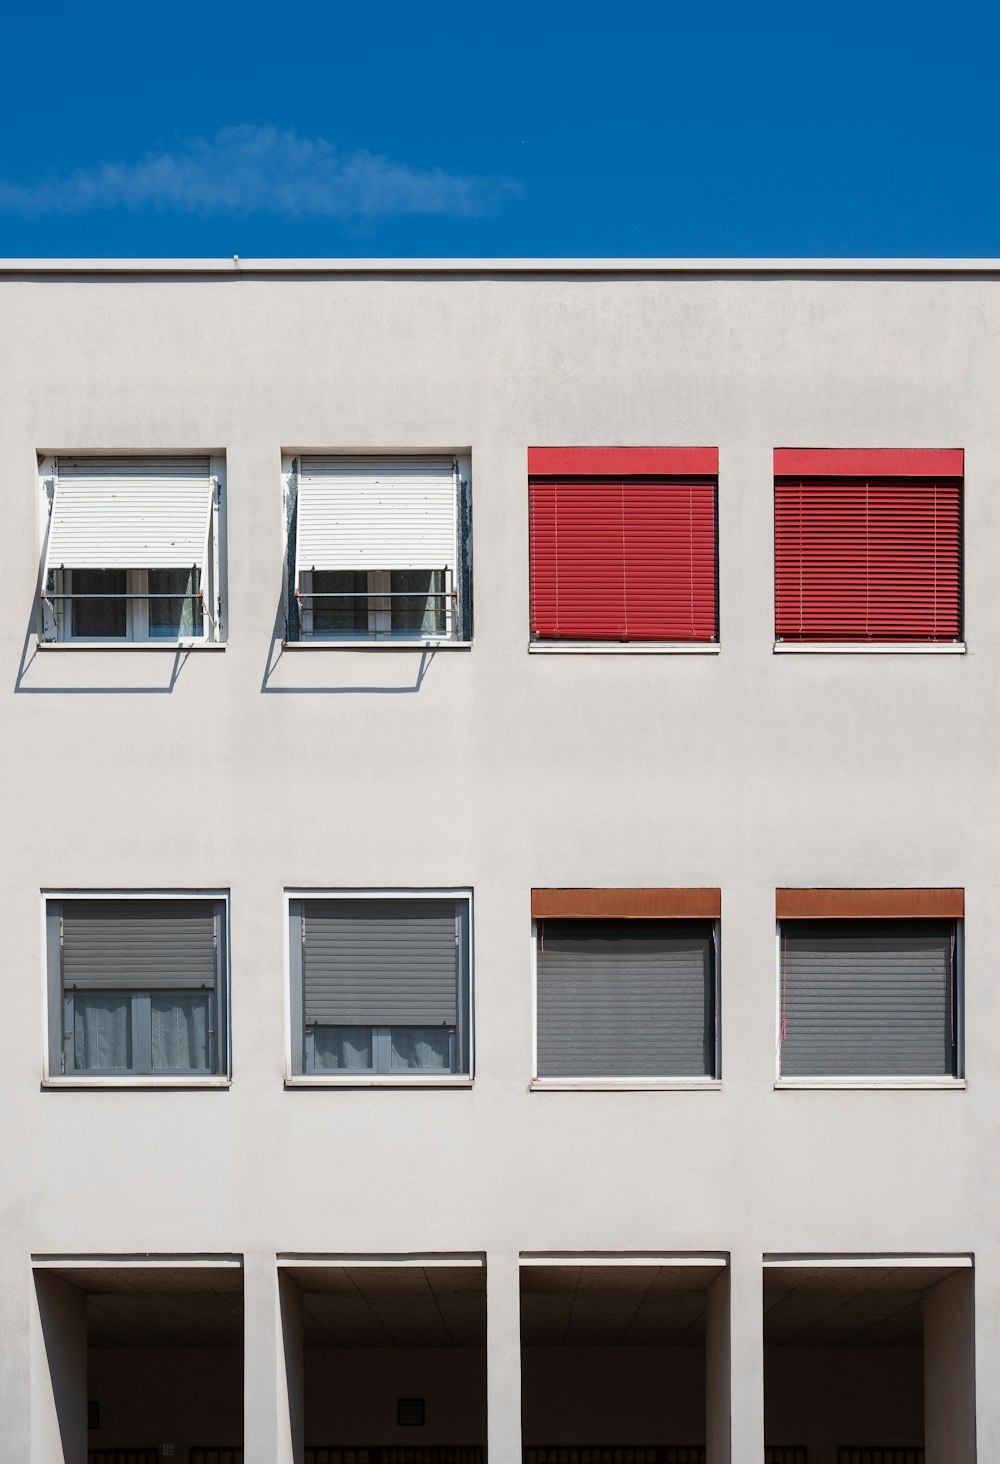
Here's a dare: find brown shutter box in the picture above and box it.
[531,888,721,920]
[776,888,964,919]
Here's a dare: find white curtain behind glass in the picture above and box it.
[151,993,210,1070]
[149,568,201,638]
[314,1025,372,1070]
[74,994,129,1070]
[391,1027,449,1069]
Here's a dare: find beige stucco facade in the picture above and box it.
[0,260,994,1462]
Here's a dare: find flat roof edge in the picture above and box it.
[1,257,1000,277]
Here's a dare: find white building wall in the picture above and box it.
[0,262,995,1458]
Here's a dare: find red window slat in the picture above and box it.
[774,478,962,642]
[529,478,718,642]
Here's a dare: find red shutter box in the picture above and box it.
[774,448,963,643]
[529,448,718,643]
[529,447,719,476]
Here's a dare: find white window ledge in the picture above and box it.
[530,1078,722,1092]
[37,641,226,652]
[529,641,720,655]
[774,641,966,655]
[284,1074,474,1089]
[282,640,472,651]
[775,1077,966,1091]
[42,1076,232,1090]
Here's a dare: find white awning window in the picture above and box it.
[295,456,457,582]
[44,457,214,576]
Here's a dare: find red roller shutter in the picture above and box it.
[529,450,718,643]
[774,449,962,642]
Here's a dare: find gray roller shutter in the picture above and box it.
[62,900,218,991]
[303,898,459,1026]
[780,920,955,1077]
[536,919,714,1078]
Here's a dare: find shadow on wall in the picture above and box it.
[12,567,438,696]
[14,620,193,695]
[260,571,438,695]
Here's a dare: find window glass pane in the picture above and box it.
[313,1025,373,1070]
[390,1026,451,1070]
[151,992,211,1071]
[391,570,446,636]
[73,992,131,1070]
[72,569,126,638]
[312,571,369,635]
[149,567,202,638]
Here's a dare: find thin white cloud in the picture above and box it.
[0,125,523,219]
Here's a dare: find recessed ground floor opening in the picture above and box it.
[32,1257,243,1464]
[763,1257,975,1464]
[520,1256,727,1457]
[278,1257,487,1461]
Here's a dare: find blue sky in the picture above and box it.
[0,0,995,258]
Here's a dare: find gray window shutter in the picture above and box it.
[61,899,217,991]
[780,920,955,1077]
[536,919,714,1078]
[303,898,459,1026]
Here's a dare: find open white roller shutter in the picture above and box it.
[296,456,456,577]
[45,457,214,572]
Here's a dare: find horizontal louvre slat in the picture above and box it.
[529,479,717,641]
[780,921,955,1077]
[62,899,217,991]
[303,898,459,1026]
[49,458,213,570]
[775,479,962,641]
[297,458,456,573]
[536,920,713,1078]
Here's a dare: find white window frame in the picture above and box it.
[281,454,473,649]
[284,887,475,1088]
[773,918,967,1091]
[37,455,227,648]
[529,916,723,1092]
[41,889,232,1088]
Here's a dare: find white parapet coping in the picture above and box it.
[3,258,1000,275]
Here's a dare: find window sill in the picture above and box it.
[528,641,720,655]
[42,1075,232,1090]
[773,641,966,655]
[37,641,226,652]
[284,1074,474,1089]
[775,1077,966,1091]
[530,1077,722,1092]
[283,640,472,651]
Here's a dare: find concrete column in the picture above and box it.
[0,1251,30,1464]
[30,1270,87,1464]
[706,1269,731,1464]
[487,1251,522,1464]
[924,1268,976,1464]
[243,1254,303,1464]
[706,1256,764,1464]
